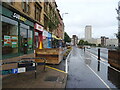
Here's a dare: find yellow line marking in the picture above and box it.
[46,65,67,74]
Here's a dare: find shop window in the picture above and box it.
[20,23,33,53]
[2,22,18,55]
[28,30,33,50]
[35,32,39,49]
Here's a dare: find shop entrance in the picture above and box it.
[20,27,28,54]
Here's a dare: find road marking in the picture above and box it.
[78,52,111,89]
[46,66,67,74]
[86,50,120,73]
[87,65,111,90]
[65,48,72,73]
[86,50,107,62]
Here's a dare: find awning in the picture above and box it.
[52,35,62,40]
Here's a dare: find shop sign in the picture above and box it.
[13,13,26,22]
[12,68,18,74]
[4,35,11,46]
[18,67,26,73]
[34,23,43,32]
[43,30,48,37]
[11,36,18,48]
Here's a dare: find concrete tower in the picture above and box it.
[85,25,92,40]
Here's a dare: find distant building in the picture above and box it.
[85,25,92,40]
[87,38,101,46]
[106,39,118,48]
[72,35,78,46]
[101,36,109,47]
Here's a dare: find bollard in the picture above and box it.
[98,48,100,60]
[84,47,85,51]
[97,61,100,71]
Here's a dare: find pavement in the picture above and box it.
[2,48,69,89]
[2,65,67,89]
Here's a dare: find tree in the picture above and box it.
[64,32,71,43]
[78,39,84,45]
[84,41,89,45]
[98,44,101,47]
[116,31,120,49]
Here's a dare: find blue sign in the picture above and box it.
[48,33,52,38]
[12,68,18,74]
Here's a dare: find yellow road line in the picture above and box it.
[46,65,67,74]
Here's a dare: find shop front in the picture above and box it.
[34,23,43,49]
[43,30,48,48]
[48,33,52,48]
[1,6,34,59]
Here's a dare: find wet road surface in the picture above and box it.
[86,47,108,60]
[66,47,120,88]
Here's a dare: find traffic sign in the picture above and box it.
[12,68,18,74]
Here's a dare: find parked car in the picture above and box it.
[84,46,91,49]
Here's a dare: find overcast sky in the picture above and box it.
[56,0,119,39]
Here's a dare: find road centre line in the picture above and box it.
[78,52,111,89]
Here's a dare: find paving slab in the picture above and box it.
[2,65,67,89]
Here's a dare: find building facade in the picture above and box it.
[101,36,109,47]
[85,25,92,40]
[1,1,64,60]
[72,35,78,46]
[106,39,118,47]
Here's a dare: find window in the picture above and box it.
[7,0,15,5]
[2,18,18,55]
[28,30,33,51]
[44,15,48,30]
[20,23,33,53]
[35,32,39,49]
[35,3,42,21]
[44,2,48,13]
[22,0,30,14]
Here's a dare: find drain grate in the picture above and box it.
[44,76,58,82]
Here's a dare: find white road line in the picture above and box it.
[65,48,72,73]
[87,65,111,90]
[87,50,107,62]
[78,51,111,89]
[87,50,120,73]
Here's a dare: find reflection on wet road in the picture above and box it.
[66,47,120,89]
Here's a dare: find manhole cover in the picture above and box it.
[44,76,58,82]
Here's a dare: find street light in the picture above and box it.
[62,13,69,18]
[61,13,69,46]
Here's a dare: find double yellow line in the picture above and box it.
[46,65,67,74]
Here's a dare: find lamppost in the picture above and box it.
[61,13,68,47]
[62,13,69,19]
